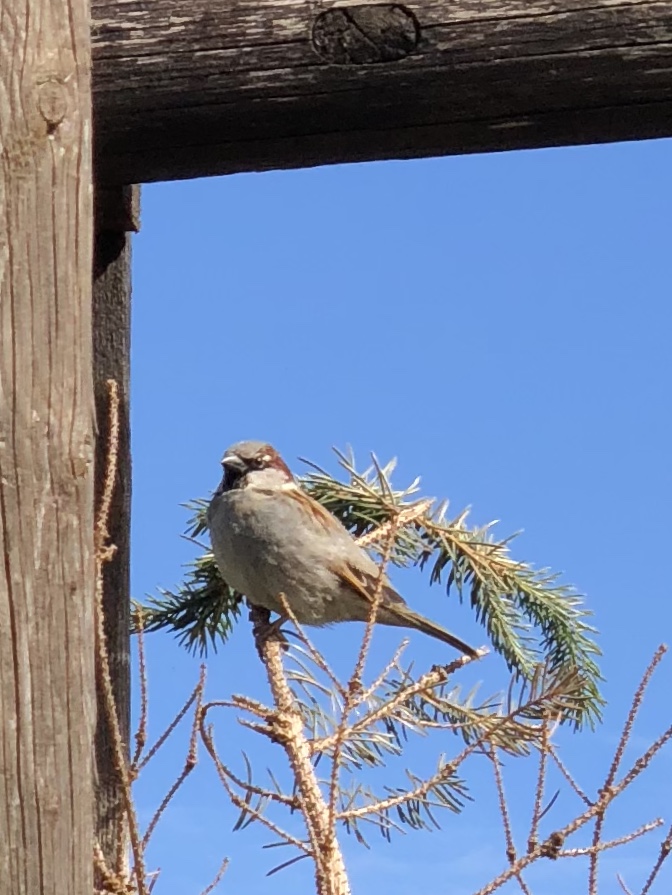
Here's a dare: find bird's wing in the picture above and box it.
[282,487,349,536]
[281,486,408,610]
[330,558,406,609]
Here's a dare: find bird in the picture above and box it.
[207,440,478,656]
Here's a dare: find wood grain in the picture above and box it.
[92,0,672,183]
[0,0,95,891]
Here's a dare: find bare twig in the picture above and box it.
[355,640,409,708]
[350,519,397,689]
[355,499,434,550]
[278,592,347,700]
[142,667,206,847]
[131,607,149,769]
[528,715,550,851]
[559,819,663,857]
[94,839,133,894]
[313,654,479,758]
[228,693,275,720]
[617,873,634,895]
[337,757,457,822]
[489,746,517,866]
[589,645,667,895]
[198,856,230,895]
[94,380,147,894]
[138,675,204,772]
[548,742,591,807]
[200,707,310,854]
[324,521,398,858]
[640,822,672,895]
[199,705,298,808]
[472,651,672,895]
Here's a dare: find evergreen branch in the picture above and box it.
[301,450,424,566]
[133,451,602,725]
[132,499,242,654]
[337,758,470,838]
[373,670,535,757]
[303,658,583,768]
[417,511,602,727]
[132,570,242,656]
[309,451,602,727]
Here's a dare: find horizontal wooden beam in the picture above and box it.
[93,0,672,184]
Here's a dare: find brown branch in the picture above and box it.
[131,607,149,769]
[198,856,230,895]
[137,674,204,772]
[95,379,120,554]
[558,819,663,857]
[93,840,134,895]
[489,746,517,866]
[640,822,672,895]
[229,693,275,720]
[200,707,309,854]
[355,640,409,709]
[350,520,397,690]
[277,592,347,701]
[198,705,299,809]
[336,758,455,823]
[589,645,667,895]
[251,607,351,895]
[94,380,147,894]
[354,499,434,550]
[313,653,479,757]
[472,650,672,895]
[142,667,205,848]
[547,742,592,807]
[324,522,398,858]
[617,874,635,895]
[528,716,550,852]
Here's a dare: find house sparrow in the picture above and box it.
[207,441,478,656]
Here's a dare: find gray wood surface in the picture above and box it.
[0,0,96,890]
[92,0,672,183]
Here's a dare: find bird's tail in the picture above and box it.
[382,605,479,658]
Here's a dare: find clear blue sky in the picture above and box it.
[130,139,671,895]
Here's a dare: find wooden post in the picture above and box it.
[0,0,95,892]
[93,185,138,871]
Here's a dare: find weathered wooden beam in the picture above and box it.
[93,185,137,877]
[93,0,672,184]
[0,0,95,891]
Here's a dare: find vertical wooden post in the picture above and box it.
[93,185,137,868]
[0,0,95,892]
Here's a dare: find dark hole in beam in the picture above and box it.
[312,4,421,65]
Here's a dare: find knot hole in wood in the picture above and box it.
[312,4,420,65]
[37,78,68,135]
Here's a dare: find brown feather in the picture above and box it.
[334,560,405,608]
[285,487,347,535]
[332,560,479,657]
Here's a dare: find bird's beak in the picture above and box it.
[221,453,246,473]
